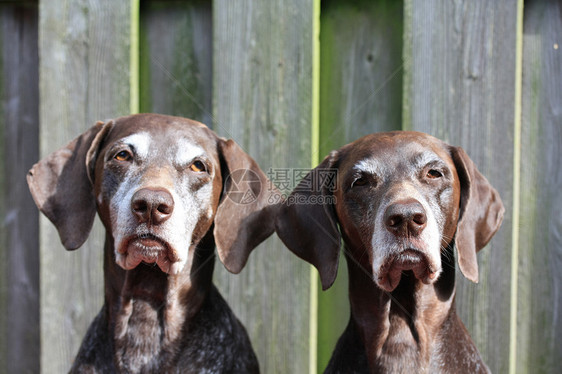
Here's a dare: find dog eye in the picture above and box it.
[190,160,206,173]
[426,169,443,179]
[351,176,368,188]
[114,150,132,162]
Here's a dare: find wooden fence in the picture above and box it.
[0,0,560,373]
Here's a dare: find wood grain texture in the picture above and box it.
[139,0,212,124]
[403,1,517,372]
[320,0,403,148]
[0,4,39,374]
[318,0,403,371]
[38,1,132,372]
[518,1,562,372]
[212,1,314,372]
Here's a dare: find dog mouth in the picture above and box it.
[377,249,439,292]
[116,234,183,274]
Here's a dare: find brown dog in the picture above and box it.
[28,113,276,373]
[276,131,504,373]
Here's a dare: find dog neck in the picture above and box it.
[345,246,456,372]
[102,233,215,371]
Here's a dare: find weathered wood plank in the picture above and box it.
[320,0,403,146]
[518,1,562,372]
[0,4,39,373]
[318,0,403,371]
[38,1,132,372]
[403,1,518,372]
[139,0,212,124]
[213,1,315,372]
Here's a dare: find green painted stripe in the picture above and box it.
[129,0,140,114]
[311,0,320,167]
[310,0,321,372]
[401,0,413,131]
[509,1,524,373]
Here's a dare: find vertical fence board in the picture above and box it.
[403,1,517,372]
[518,1,562,372]
[38,1,132,372]
[139,0,212,123]
[318,0,403,371]
[320,0,403,146]
[213,1,314,372]
[0,3,39,374]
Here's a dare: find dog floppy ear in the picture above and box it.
[451,146,505,283]
[275,153,341,290]
[27,120,113,250]
[214,139,277,274]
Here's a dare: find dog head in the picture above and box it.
[28,113,276,275]
[276,131,504,292]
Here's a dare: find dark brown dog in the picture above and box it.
[276,131,504,373]
[28,113,276,373]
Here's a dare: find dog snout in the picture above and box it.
[131,188,175,225]
[384,199,427,237]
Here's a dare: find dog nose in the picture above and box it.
[131,188,174,225]
[384,200,427,237]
